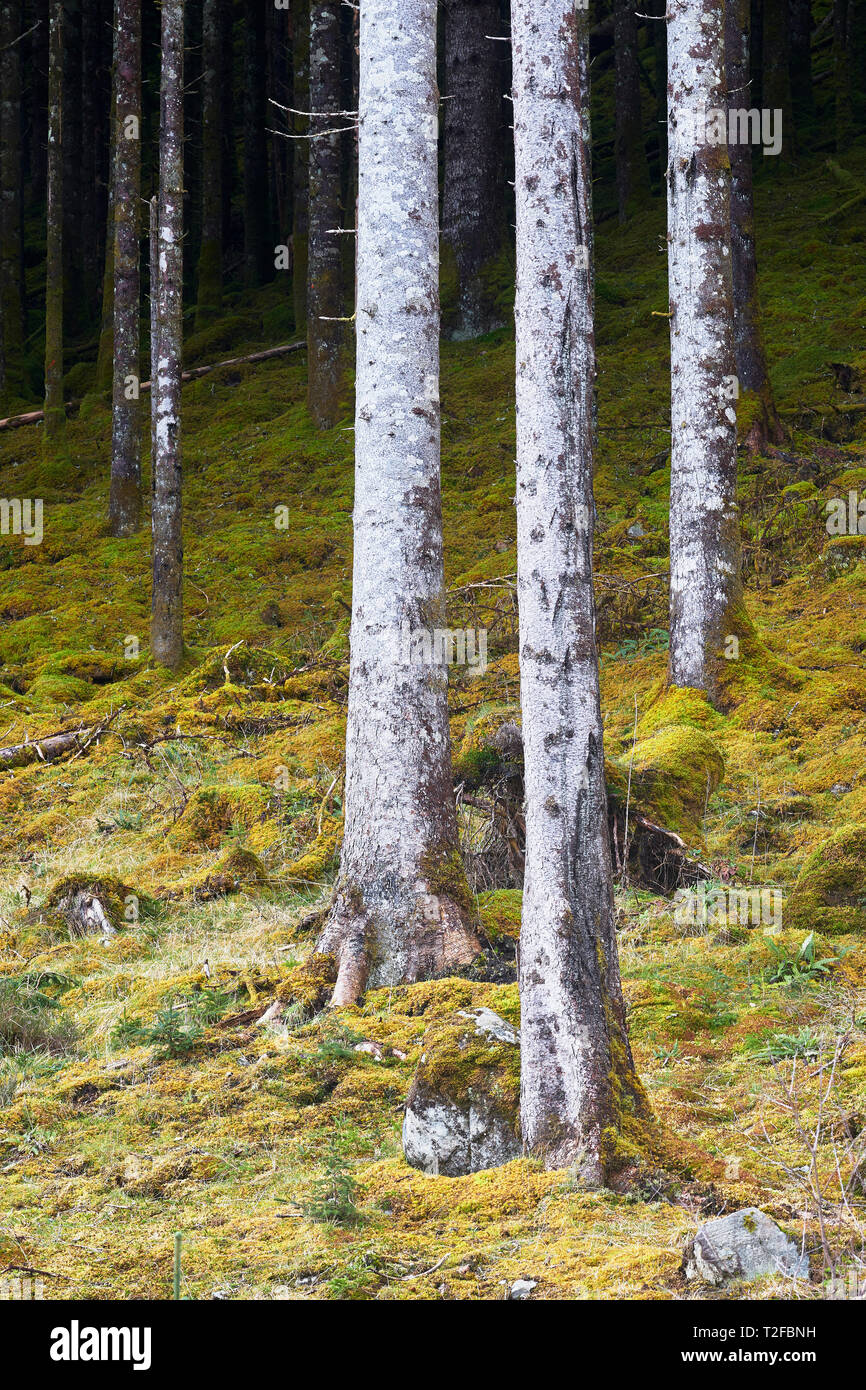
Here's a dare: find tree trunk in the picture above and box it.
[512,0,648,1182]
[149,192,158,468]
[441,0,504,339]
[306,0,346,428]
[80,0,104,317]
[243,0,270,288]
[0,0,24,401]
[195,0,222,326]
[667,0,741,702]
[109,0,142,538]
[290,0,309,334]
[61,0,85,332]
[219,0,234,256]
[725,0,781,453]
[316,0,480,1006]
[613,0,651,221]
[44,0,64,441]
[834,0,853,153]
[762,0,794,162]
[151,0,184,671]
[789,0,814,130]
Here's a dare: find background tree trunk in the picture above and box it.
[667,0,741,702]
[762,0,795,161]
[243,0,270,288]
[0,0,24,401]
[291,0,309,334]
[109,0,142,538]
[151,0,184,670]
[441,0,504,339]
[43,0,64,440]
[613,0,651,221]
[195,0,222,326]
[789,0,814,132]
[316,0,480,1006]
[306,0,346,428]
[512,0,647,1182]
[725,0,781,453]
[834,0,853,152]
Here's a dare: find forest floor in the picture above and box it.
[0,150,865,1300]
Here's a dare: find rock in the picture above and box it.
[509,1278,537,1300]
[627,522,645,538]
[683,1208,809,1286]
[402,1008,521,1177]
[786,822,866,935]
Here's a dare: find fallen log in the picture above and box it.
[0,340,307,431]
[0,707,122,769]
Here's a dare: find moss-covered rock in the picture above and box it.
[169,784,273,850]
[402,1007,521,1176]
[786,823,866,934]
[622,724,726,842]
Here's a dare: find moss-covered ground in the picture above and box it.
[0,150,865,1300]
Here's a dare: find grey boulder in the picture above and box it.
[683,1207,809,1286]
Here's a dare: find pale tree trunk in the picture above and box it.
[725,0,781,453]
[151,0,184,670]
[316,0,480,1006]
[44,0,64,441]
[441,0,503,339]
[667,0,741,701]
[306,0,346,428]
[194,0,222,327]
[149,193,158,470]
[512,0,648,1182]
[109,0,142,538]
[0,0,24,401]
[613,0,651,222]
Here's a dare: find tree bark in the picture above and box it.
[316,0,480,1006]
[43,0,64,441]
[0,0,24,402]
[789,0,814,130]
[109,0,142,538]
[667,0,741,702]
[243,0,270,288]
[151,0,184,671]
[762,0,795,162]
[834,0,853,153]
[306,0,346,428]
[195,0,222,326]
[512,0,647,1182]
[725,0,781,453]
[290,0,309,334]
[441,0,504,339]
[613,0,651,222]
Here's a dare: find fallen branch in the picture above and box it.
[0,341,307,431]
[0,707,122,770]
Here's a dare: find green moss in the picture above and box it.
[477,889,522,945]
[169,785,273,850]
[623,724,725,840]
[786,823,866,934]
